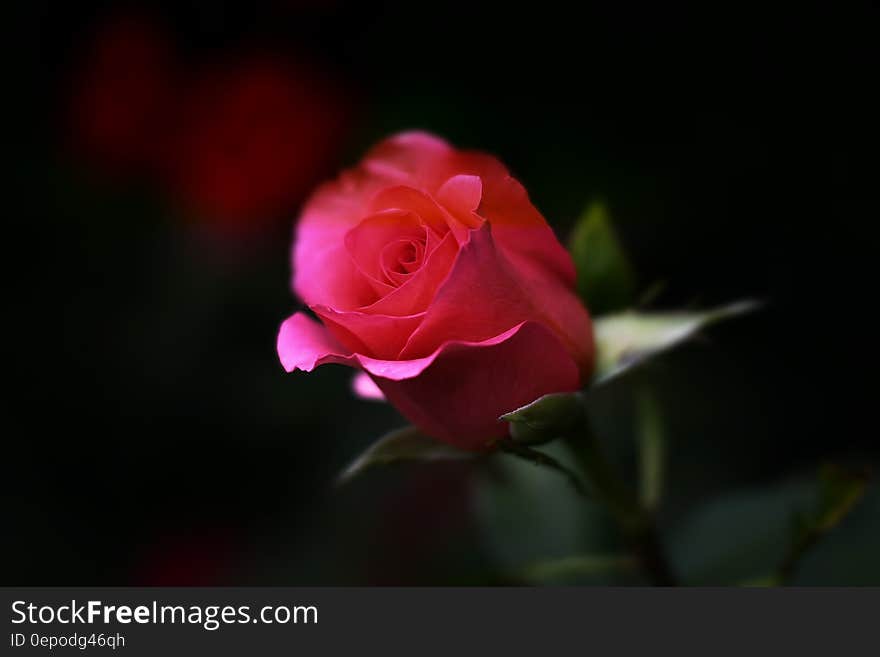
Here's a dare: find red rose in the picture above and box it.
[164,55,350,234]
[277,132,594,449]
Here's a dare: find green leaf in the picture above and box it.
[779,465,871,582]
[518,554,636,584]
[812,465,870,532]
[670,474,879,585]
[568,200,636,315]
[473,442,618,582]
[500,392,586,445]
[496,439,589,497]
[669,480,816,585]
[592,300,761,384]
[337,425,473,485]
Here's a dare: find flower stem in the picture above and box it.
[564,419,678,586]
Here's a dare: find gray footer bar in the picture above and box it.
[2,587,877,656]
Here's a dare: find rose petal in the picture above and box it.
[434,149,577,286]
[399,222,594,373]
[435,174,483,230]
[294,241,381,310]
[344,209,424,292]
[371,321,581,450]
[360,228,459,316]
[311,304,424,360]
[351,371,386,402]
[366,185,459,244]
[503,254,595,376]
[293,134,452,309]
[353,325,525,380]
[277,313,578,449]
[362,131,451,185]
[479,174,577,286]
[277,312,352,372]
[279,313,539,382]
[400,223,539,359]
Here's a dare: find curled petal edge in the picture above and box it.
[277,311,543,382]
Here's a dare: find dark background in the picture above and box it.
[7,1,877,585]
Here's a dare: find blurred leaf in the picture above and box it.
[500,392,586,445]
[670,474,879,585]
[795,481,880,585]
[637,390,665,511]
[779,465,870,582]
[568,200,636,315]
[496,439,588,497]
[473,442,619,582]
[592,300,761,384]
[812,465,870,531]
[337,426,473,485]
[669,480,814,585]
[518,554,636,584]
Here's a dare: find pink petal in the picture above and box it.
[362,131,451,184]
[344,209,423,292]
[351,372,386,402]
[292,132,450,310]
[366,185,460,243]
[353,323,527,380]
[436,149,577,287]
[276,312,353,372]
[360,229,458,316]
[311,304,425,360]
[277,316,581,449]
[398,222,594,375]
[399,223,539,359]
[503,252,595,376]
[436,174,483,230]
[372,321,581,450]
[479,174,577,286]
[293,240,379,310]
[278,312,527,381]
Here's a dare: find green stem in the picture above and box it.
[565,419,678,587]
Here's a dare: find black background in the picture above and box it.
[8,1,877,584]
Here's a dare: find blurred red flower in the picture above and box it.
[163,55,352,235]
[68,12,176,175]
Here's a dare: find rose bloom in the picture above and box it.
[277,132,594,450]
[164,55,350,234]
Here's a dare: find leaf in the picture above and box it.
[779,465,871,582]
[496,439,588,497]
[794,480,880,585]
[670,474,879,585]
[500,391,586,445]
[669,480,816,585]
[812,465,870,532]
[472,442,618,582]
[336,425,473,485]
[568,200,637,315]
[518,554,636,584]
[592,300,761,385]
